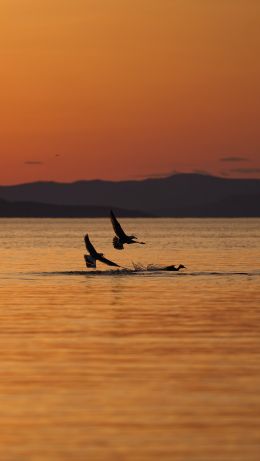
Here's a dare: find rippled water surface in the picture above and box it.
[0,218,260,460]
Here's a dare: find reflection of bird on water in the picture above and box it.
[84,234,120,268]
[162,264,186,271]
[110,210,146,250]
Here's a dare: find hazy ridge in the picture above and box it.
[0,174,260,217]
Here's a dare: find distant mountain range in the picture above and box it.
[0,174,260,217]
[0,199,147,218]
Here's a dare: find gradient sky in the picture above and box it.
[0,0,259,184]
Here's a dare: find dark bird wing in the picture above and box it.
[98,254,120,267]
[113,236,124,249]
[110,210,127,239]
[84,234,98,258]
[84,234,120,267]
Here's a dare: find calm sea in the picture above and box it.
[0,218,260,461]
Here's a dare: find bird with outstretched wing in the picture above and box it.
[84,234,120,268]
[110,210,145,250]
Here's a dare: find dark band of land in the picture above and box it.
[0,174,260,217]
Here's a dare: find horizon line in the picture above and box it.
[1,172,260,188]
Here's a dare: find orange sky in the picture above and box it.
[0,0,259,184]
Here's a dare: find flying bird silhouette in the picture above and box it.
[84,234,120,268]
[110,210,146,250]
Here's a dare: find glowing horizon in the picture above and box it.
[0,0,259,185]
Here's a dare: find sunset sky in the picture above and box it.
[0,0,259,184]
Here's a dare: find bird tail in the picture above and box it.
[84,254,96,268]
[113,236,124,250]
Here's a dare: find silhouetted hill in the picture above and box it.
[0,199,149,218]
[157,194,260,217]
[0,174,260,216]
